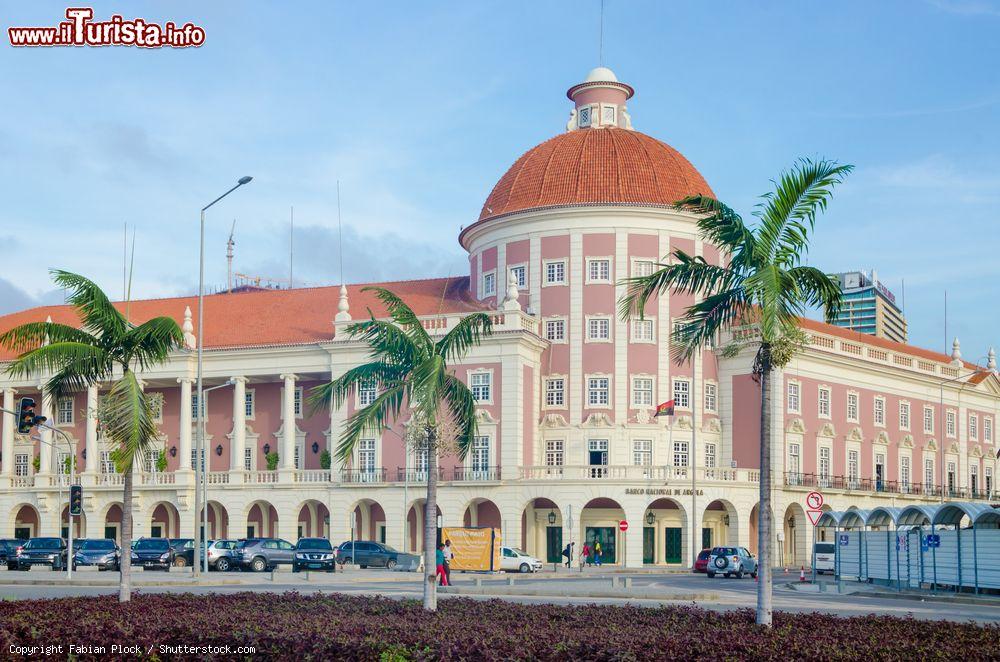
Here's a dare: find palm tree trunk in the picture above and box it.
[756,348,773,626]
[423,432,438,611]
[119,468,133,603]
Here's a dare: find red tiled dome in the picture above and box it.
[477,128,714,222]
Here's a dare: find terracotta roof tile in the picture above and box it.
[0,276,484,360]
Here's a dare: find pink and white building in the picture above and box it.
[1,68,997,569]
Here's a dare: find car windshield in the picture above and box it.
[134,539,167,550]
[25,538,61,549]
[298,539,332,550]
[815,543,836,554]
[78,540,115,551]
[512,548,528,556]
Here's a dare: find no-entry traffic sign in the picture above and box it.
[619,520,629,532]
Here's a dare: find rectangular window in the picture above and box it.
[631,319,654,342]
[900,456,911,490]
[673,441,689,468]
[545,378,565,407]
[358,381,377,407]
[510,265,526,289]
[57,397,74,425]
[673,380,690,409]
[633,439,652,466]
[923,406,934,434]
[788,443,800,482]
[986,467,994,496]
[293,387,303,416]
[947,461,956,494]
[358,438,376,473]
[544,319,566,342]
[899,402,910,431]
[970,464,979,494]
[848,450,859,483]
[587,259,611,282]
[925,458,934,490]
[244,390,255,418]
[704,383,717,413]
[482,271,496,297]
[588,377,610,407]
[846,392,859,422]
[986,417,994,443]
[818,388,831,417]
[191,394,202,420]
[102,450,116,474]
[601,105,616,125]
[470,372,491,403]
[970,414,978,440]
[587,318,611,341]
[244,447,253,471]
[14,453,29,477]
[819,447,831,481]
[874,397,885,426]
[786,382,800,413]
[545,440,564,467]
[144,449,162,474]
[150,396,163,423]
[632,377,653,407]
[544,261,566,285]
[633,260,655,277]
[705,443,717,469]
[472,436,490,473]
[946,410,956,437]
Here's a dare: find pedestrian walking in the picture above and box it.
[435,543,449,586]
[578,546,586,572]
[443,539,454,584]
[594,541,603,567]
[562,542,574,568]
[582,542,591,567]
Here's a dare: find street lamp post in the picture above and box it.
[195,176,252,577]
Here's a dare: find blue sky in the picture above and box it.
[1,0,998,361]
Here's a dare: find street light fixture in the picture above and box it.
[645,510,655,526]
[194,177,252,577]
[547,510,556,526]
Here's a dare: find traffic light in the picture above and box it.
[16,397,45,434]
[69,485,83,516]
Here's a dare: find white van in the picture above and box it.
[500,547,542,573]
[813,542,836,573]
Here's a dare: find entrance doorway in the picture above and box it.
[585,527,616,563]
[151,524,163,538]
[665,527,682,563]
[14,527,30,540]
[642,527,654,564]
[104,525,118,543]
[702,527,712,551]
[545,526,562,563]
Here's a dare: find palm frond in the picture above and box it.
[409,354,446,423]
[101,371,158,473]
[307,361,408,414]
[123,317,183,371]
[786,266,844,321]
[442,373,478,460]
[0,321,98,355]
[675,195,754,254]
[618,252,733,321]
[343,318,422,368]
[435,312,493,363]
[361,287,433,356]
[50,270,128,340]
[669,289,750,362]
[334,383,407,464]
[6,342,111,387]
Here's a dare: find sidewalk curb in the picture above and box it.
[850,590,1000,607]
[439,586,718,601]
[0,578,244,587]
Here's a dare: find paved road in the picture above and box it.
[1,569,997,624]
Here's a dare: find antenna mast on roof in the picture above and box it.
[226,219,236,293]
[598,0,605,66]
[122,221,127,300]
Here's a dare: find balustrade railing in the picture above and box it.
[245,470,278,484]
[295,470,332,483]
[447,466,501,482]
[781,472,978,499]
[141,472,176,485]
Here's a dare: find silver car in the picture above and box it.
[205,539,239,571]
[707,546,758,579]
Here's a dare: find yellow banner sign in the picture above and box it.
[441,527,502,572]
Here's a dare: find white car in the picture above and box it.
[813,542,835,574]
[500,547,542,573]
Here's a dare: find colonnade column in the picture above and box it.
[280,374,297,472]
[1,388,15,483]
[229,376,247,482]
[84,385,98,476]
[177,378,193,471]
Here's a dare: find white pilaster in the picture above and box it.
[230,376,247,475]
[280,374,297,470]
[178,378,193,470]
[569,233,583,428]
[614,230,629,426]
[84,385,98,475]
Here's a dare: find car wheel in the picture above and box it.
[360,565,367,569]
[173,556,187,568]
[519,563,530,574]
[386,559,397,570]
[6,563,15,571]
[251,557,267,572]
[707,572,715,578]
[723,572,730,578]
[52,563,60,571]
[735,569,744,579]
[751,570,758,579]
[292,564,300,573]
[326,566,334,573]
[342,557,353,565]
[216,558,231,572]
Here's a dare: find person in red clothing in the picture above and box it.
[582,542,591,567]
[435,543,449,586]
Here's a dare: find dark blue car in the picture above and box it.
[130,538,172,571]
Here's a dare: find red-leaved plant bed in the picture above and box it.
[1,593,997,660]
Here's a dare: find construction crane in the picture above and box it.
[226,219,237,292]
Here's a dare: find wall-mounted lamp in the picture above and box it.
[215,444,223,456]
[645,510,655,526]
[81,449,87,460]
[788,516,795,529]
[169,446,177,458]
[263,443,271,455]
[547,510,556,525]
[723,515,730,526]
[312,441,320,454]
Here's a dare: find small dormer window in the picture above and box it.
[602,105,616,126]
[578,106,592,128]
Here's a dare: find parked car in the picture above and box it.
[130,537,172,571]
[500,547,543,573]
[169,538,195,567]
[813,542,836,574]
[0,539,23,563]
[292,538,336,573]
[238,538,295,572]
[707,546,758,579]
[8,537,67,571]
[206,539,239,571]
[72,538,120,571]
[336,541,412,569]
[693,548,711,573]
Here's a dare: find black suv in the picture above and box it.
[169,539,196,567]
[130,537,172,571]
[292,538,336,573]
[336,541,407,569]
[0,539,22,563]
[237,538,295,572]
[9,537,67,571]
[72,538,120,571]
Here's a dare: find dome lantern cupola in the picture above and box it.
[566,66,635,131]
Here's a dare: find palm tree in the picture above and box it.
[310,287,492,611]
[0,270,182,603]
[619,159,851,627]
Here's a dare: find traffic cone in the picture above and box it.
[799,566,806,582]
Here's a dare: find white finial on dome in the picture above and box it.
[502,270,521,312]
[951,337,962,365]
[584,66,619,83]
[988,347,996,372]
[182,306,196,350]
[335,284,351,322]
[566,66,635,132]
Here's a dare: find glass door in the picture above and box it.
[665,527,682,564]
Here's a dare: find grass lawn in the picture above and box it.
[1,593,998,660]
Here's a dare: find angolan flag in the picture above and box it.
[653,400,675,417]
